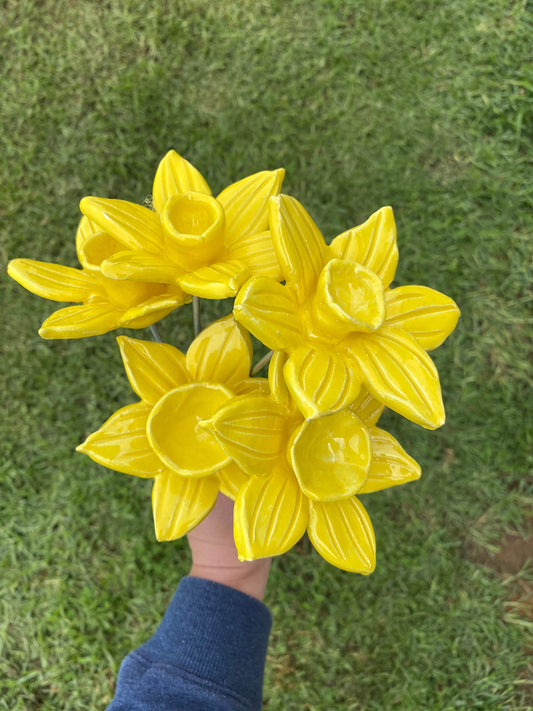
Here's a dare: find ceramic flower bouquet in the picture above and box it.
[8,150,460,573]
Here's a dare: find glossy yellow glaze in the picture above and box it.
[204,354,420,571]
[7,216,189,338]
[77,316,260,540]
[289,409,371,502]
[80,150,285,298]
[7,151,460,573]
[234,195,460,427]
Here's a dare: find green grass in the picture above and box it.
[1,0,532,708]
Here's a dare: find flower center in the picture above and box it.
[289,409,371,502]
[161,191,225,270]
[147,382,233,477]
[311,258,386,338]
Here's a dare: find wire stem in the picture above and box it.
[150,325,163,342]
[193,297,202,337]
[251,350,273,376]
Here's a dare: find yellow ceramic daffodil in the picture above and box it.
[203,352,421,572]
[77,315,266,540]
[234,195,460,427]
[80,150,285,299]
[7,147,461,576]
[7,216,189,338]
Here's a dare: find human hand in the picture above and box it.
[187,493,271,601]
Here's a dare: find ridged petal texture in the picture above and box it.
[349,387,385,427]
[284,346,362,419]
[76,403,164,477]
[308,497,376,573]
[218,169,285,245]
[7,254,184,339]
[234,276,301,351]
[101,249,183,284]
[39,303,122,339]
[384,285,460,351]
[268,351,294,410]
[118,336,190,405]
[234,464,308,560]
[204,395,286,478]
[152,150,212,213]
[329,206,398,288]
[178,260,249,298]
[75,313,265,543]
[350,326,445,429]
[152,472,219,541]
[120,294,186,329]
[234,377,270,397]
[186,315,252,388]
[269,195,326,303]
[7,259,97,302]
[290,410,371,502]
[360,427,421,493]
[80,197,165,252]
[226,230,282,281]
[25,153,458,573]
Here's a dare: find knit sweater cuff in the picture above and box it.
[135,576,272,707]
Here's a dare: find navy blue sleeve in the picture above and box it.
[106,576,272,711]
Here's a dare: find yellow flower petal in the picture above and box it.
[204,395,286,478]
[284,346,362,419]
[350,326,445,429]
[152,150,212,213]
[359,426,421,493]
[307,497,376,573]
[96,272,168,308]
[329,206,398,288]
[268,351,293,410]
[234,465,308,560]
[120,292,189,329]
[76,403,164,477]
[101,250,182,284]
[118,336,190,405]
[186,315,252,387]
[80,197,165,252]
[152,471,219,541]
[227,230,282,280]
[39,303,122,339]
[234,376,270,397]
[147,383,233,477]
[349,387,385,427]
[290,410,371,502]
[269,194,326,304]
[384,285,460,351]
[76,216,126,271]
[217,461,250,500]
[218,169,285,245]
[312,259,386,337]
[121,308,173,330]
[234,276,302,351]
[7,259,97,302]
[178,260,249,298]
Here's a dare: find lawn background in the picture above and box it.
[1,0,532,709]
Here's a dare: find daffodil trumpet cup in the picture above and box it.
[7,149,460,573]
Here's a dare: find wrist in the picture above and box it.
[189,557,271,601]
[187,493,272,601]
